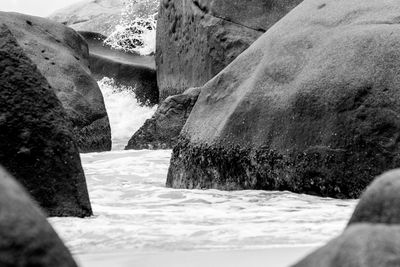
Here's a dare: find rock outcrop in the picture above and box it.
[49,0,123,36]
[79,31,159,106]
[0,24,92,217]
[156,0,303,99]
[126,87,200,149]
[293,169,400,266]
[167,0,400,198]
[0,167,79,266]
[0,12,111,152]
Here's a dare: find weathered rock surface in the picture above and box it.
[167,0,400,198]
[0,24,92,217]
[49,0,123,36]
[126,87,200,150]
[348,169,400,225]
[0,166,79,266]
[0,12,111,152]
[156,0,303,99]
[79,31,159,106]
[292,224,400,267]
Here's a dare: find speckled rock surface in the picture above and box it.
[167,0,400,198]
[0,24,92,217]
[156,0,302,99]
[0,12,111,152]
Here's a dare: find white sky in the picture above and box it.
[0,0,84,17]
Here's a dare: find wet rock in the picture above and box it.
[167,0,400,198]
[156,0,303,99]
[0,12,111,152]
[126,87,200,150]
[0,166,79,267]
[0,24,92,217]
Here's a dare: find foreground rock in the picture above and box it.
[349,169,400,225]
[0,24,92,217]
[293,169,400,266]
[167,0,400,198]
[49,0,123,36]
[0,167,78,266]
[80,31,159,106]
[156,0,303,99]
[0,12,111,152]
[126,88,200,149]
[292,224,400,267]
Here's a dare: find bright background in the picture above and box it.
[0,0,83,17]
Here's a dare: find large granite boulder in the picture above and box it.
[49,0,123,36]
[126,87,200,149]
[79,31,159,106]
[0,167,78,266]
[292,224,400,267]
[167,0,400,198]
[0,24,92,217]
[0,12,111,152]
[156,0,303,99]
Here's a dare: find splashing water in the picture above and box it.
[49,149,357,255]
[97,77,157,149]
[48,75,358,262]
[104,0,159,55]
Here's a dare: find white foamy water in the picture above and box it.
[49,79,358,258]
[97,77,157,149]
[49,149,357,255]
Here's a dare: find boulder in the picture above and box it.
[156,0,303,99]
[0,167,78,267]
[0,12,111,152]
[0,24,92,217]
[126,87,200,149]
[292,224,400,267]
[48,0,123,36]
[79,31,159,106]
[167,0,400,198]
[348,169,400,225]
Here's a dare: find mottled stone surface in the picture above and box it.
[0,24,92,217]
[156,0,302,99]
[0,12,111,152]
[167,0,400,198]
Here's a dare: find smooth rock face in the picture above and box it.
[0,25,92,217]
[80,31,159,106]
[49,0,123,36]
[167,0,400,198]
[0,167,78,267]
[126,87,200,150]
[292,224,400,267]
[348,169,400,225]
[0,12,112,152]
[156,0,303,99]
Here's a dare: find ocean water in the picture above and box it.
[48,79,358,256]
